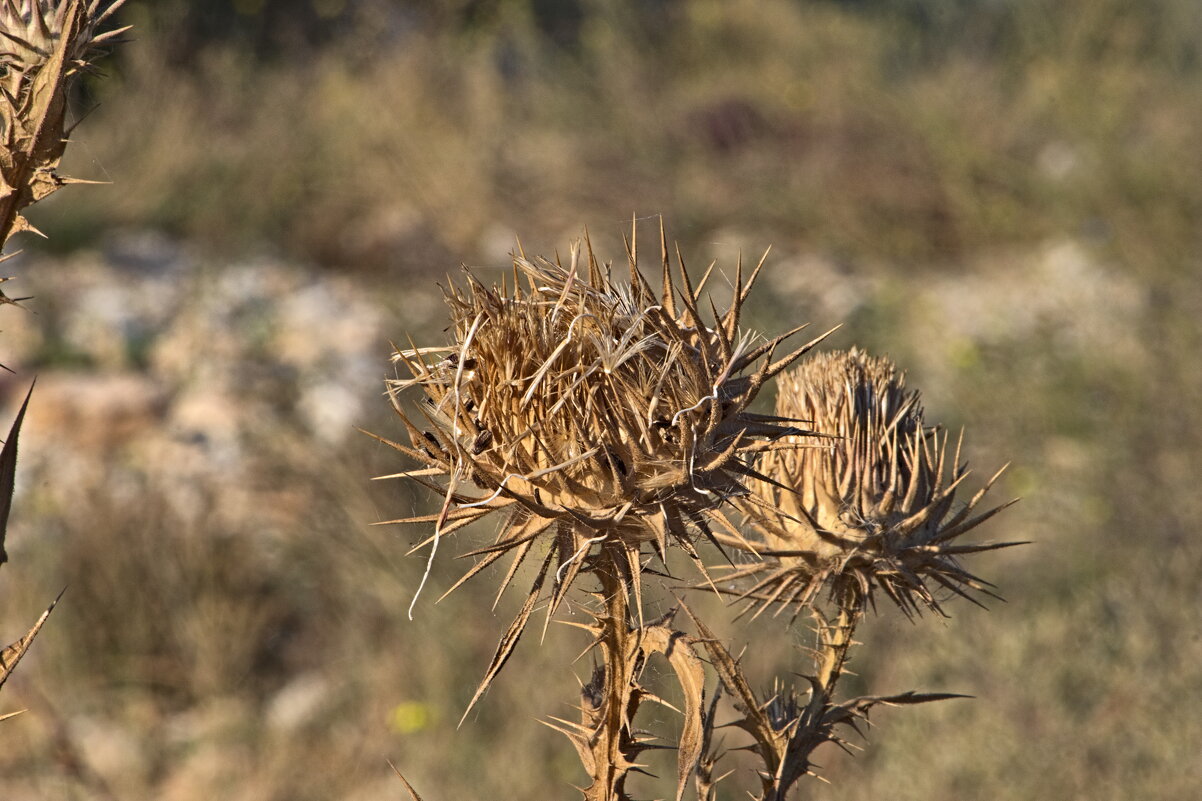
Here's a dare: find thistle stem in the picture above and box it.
[814,586,864,693]
[584,544,635,801]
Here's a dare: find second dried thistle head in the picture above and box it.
[736,347,1018,616]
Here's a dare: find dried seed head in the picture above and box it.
[0,0,125,79]
[387,229,829,565]
[1,0,130,245]
[736,348,1018,616]
[379,224,833,711]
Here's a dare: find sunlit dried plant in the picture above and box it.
[727,347,1020,618]
[683,602,965,801]
[381,231,1016,801]
[377,222,834,798]
[679,347,1020,799]
[0,0,129,249]
[0,0,128,718]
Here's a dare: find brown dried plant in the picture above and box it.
[377,221,835,799]
[682,348,1020,799]
[726,347,1021,619]
[684,601,967,801]
[381,230,1015,800]
[0,0,128,249]
[0,0,128,717]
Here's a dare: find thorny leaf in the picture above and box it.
[0,379,33,567]
[387,761,427,801]
[681,600,968,800]
[693,683,725,801]
[1,588,63,695]
[639,622,706,801]
[1,0,108,246]
[459,549,553,725]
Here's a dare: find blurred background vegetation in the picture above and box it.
[2,0,1200,798]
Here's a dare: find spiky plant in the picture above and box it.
[683,602,965,801]
[0,0,128,249]
[1,0,128,718]
[680,347,1019,799]
[382,233,1018,800]
[378,223,834,799]
[727,347,1020,618]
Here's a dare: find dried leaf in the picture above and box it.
[640,623,706,801]
[0,379,33,568]
[460,550,553,725]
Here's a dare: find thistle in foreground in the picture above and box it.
[0,0,130,248]
[380,230,1017,800]
[1,0,128,719]
[377,223,834,798]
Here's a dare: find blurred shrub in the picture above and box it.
[42,0,1196,279]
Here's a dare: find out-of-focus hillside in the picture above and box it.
[43,0,1202,274]
[2,1,1200,799]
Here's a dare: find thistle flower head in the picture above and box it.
[387,227,830,572]
[380,224,832,715]
[0,0,125,80]
[734,348,1018,616]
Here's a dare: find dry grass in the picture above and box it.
[42,0,1202,276]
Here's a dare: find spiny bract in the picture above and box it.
[0,0,129,245]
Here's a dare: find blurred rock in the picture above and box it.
[899,238,1147,391]
[69,715,148,795]
[10,371,169,501]
[770,251,877,322]
[0,233,392,530]
[155,700,263,801]
[266,672,332,733]
[23,371,168,454]
[163,696,253,750]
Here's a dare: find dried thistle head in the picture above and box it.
[734,347,1019,617]
[386,226,832,584]
[379,223,832,714]
[0,0,129,245]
